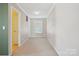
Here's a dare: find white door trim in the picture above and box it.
[8,5,21,55]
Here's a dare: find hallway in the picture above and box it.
[13,37,58,56]
[1,3,79,56]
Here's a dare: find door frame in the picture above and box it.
[9,6,21,55]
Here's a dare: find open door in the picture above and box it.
[0,3,8,55]
[11,7,19,54]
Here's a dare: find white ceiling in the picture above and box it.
[17,3,53,18]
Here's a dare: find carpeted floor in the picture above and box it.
[13,37,58,56]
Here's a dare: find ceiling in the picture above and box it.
[17,3,53,18]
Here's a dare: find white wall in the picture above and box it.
[48,3,79,56]
[47,5,56,54]
[55,3,79,56]
[20,12,28,45]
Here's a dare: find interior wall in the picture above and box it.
[20,12,28,45]
[47,3,79,56]
[56,3,79,55]
[55,3,79,56]
[28,17,31,37]
[47,5,56,54]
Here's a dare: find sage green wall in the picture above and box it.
[0,3,8,55]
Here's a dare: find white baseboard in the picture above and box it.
[47,37,60,56]
[20,36,29,47]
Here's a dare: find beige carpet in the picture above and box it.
[13,37,58,56]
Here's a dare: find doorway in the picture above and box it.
[11,7,20,53]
